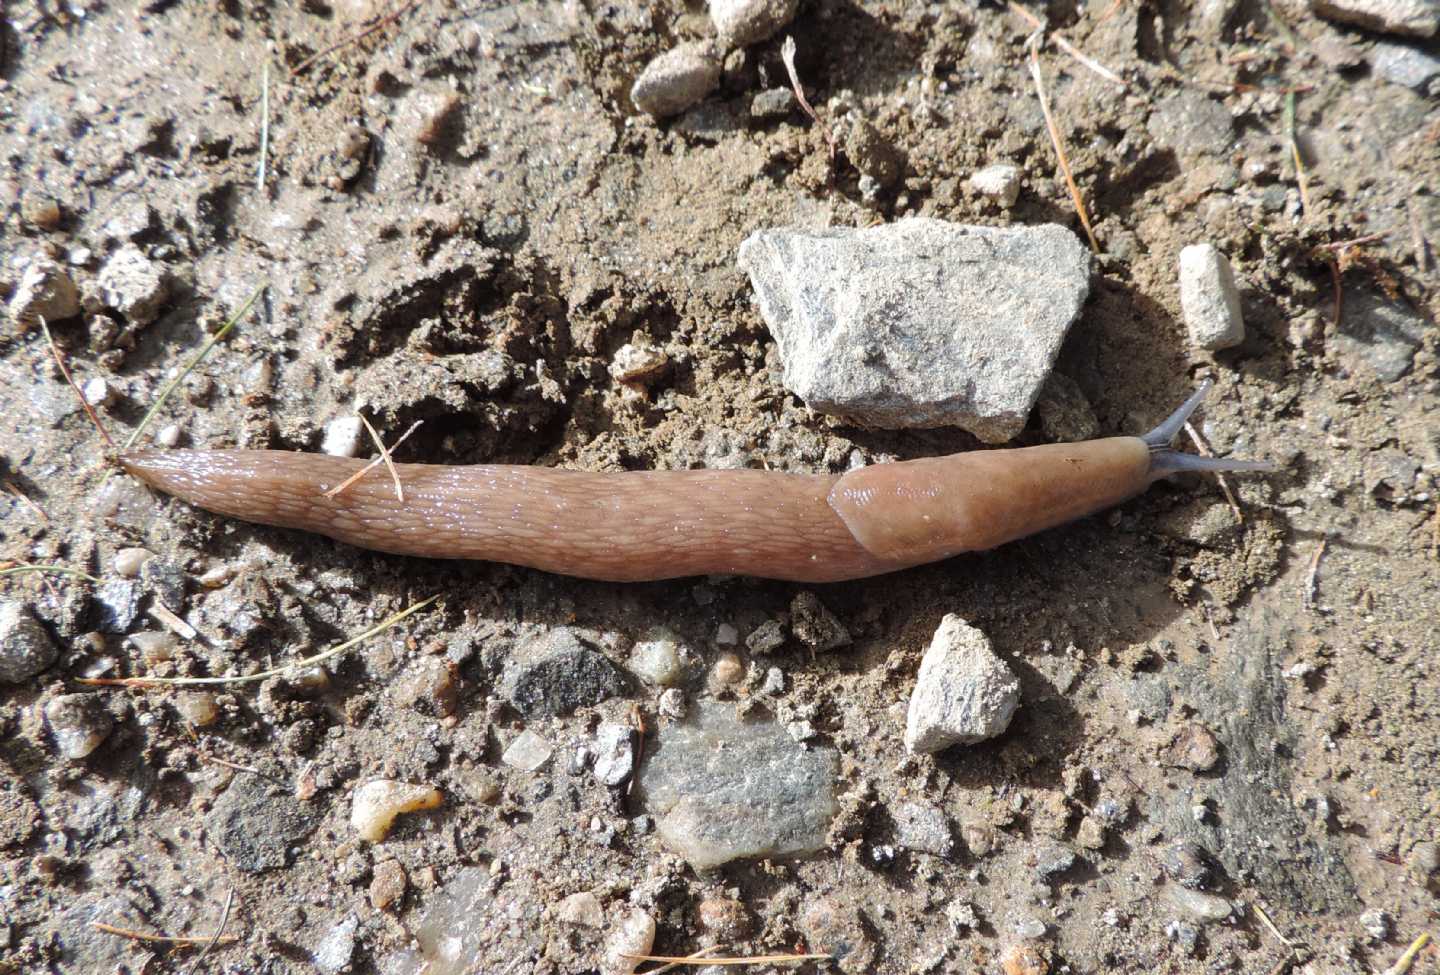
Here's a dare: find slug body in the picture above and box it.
[120,385,1271,583]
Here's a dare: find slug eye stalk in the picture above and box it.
[1143,380,1278,480]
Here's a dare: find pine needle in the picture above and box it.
[322,420,422,500]
[1009,2,1126,87]
[1026,33,1100,254]
[0,563,101,584]
[625,953,831,967]
[359,413,404,502]
[39,316,116,450]
[1285,91,1310,219]
[91,922,239,948]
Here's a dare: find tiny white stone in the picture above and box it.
[502,729,554,771]
[83,376,116,408]
[155,423,182,448]
[1179,244,1245,351]
[602,908,656,975]
[322,416,366,458]
[905,614,1020,754]
[112,548,152,578]
[969,164,1022,207]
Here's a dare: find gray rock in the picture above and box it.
[1034,844,1080,879]
[628,629,688,686]
[207,773,320,873]
[312,915,359,974]
[8,257,81,328]
[500,628,629,718]
[1147,90,1235,157]
[1167,885,1232,923]
[1312,0,1439,36]
[92,579,141,633]
[637,700,838,869]
[710,0,798,48]
[904,614,1020,753]
[745,618,788,654]
[140,557,186,611]
[98,245,170,325]
[1179,244,1245,351]
[0,600,59,683]
[789,591,850,652]
[1332,290,1425,381]
[738,219,1091,441]
[1372,39,1440,90]
[750,87,795,121]
[44,694,113,759]
[592,722,636,787]
[630,43,722,118]
[892,802,955,857]
[1360,908,1392,940]
[1162,840,1216,889]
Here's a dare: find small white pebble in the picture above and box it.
[350,780,443,842]
[322,416,365,458]
[83,376,117,408]
[112,547,152,578]
[155,423,182,448]
[969,163,1022,207]
[502,729,554,771]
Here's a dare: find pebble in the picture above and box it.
[501,729,553,771]
[745,618,787,655]
[789,591,850,652]
[1075,816,1106,850]
[706,652,745,695]
[208,775,320,873]
[1408,840,1439,882]
[321,416,365,458]
[658,687,687,719]
[8,257,81,327]
[714,622,739,646]
[602,908,656,975]
[312,914,359,974]
[1360,908,1392,940]
[556,891,604,928]
[128,630,176,665]
[1166,919,1201,956]
[0,601,60,683]
[800,895,876,974]
[1161,840,1215,889]
[1179,244,1245,351]
[174,691,221,727]
[844,117,904,189]
[697,895,751,939]
[370,859,408,911]
[98,245,170,325]
[970,163,1022,207]
[1147,90,1235,157]
[1332,289,1425,381]
[750,87,795,121]
[904,614,1020,754]
[1011,918,1049,940]
[19,193,63,230]
[500,628,629,718]
[892,801,955,857]
[609,341,670,385]
[406,90,463,147]
[44,694,114,759]
[592,722,636,787]
[630,42,722,118]
[946,901,979,932]
[637,700,838,868]
[1167,884,1232,922]
[82,376,118,408]
[738,219,1090,441]
[1311,0,1438,36]
[155,423,182,448]
[1000,943,1050,975]
[760,666,785,695]
[1034,844,1080,880]
[629,630,688,686]
[1164,723,1222,772]
[350,780,443,842]
[392,657,460,717]
[710,0,798,48]
[1372,39,1440,91]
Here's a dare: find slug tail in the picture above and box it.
[1142,382,1279,480]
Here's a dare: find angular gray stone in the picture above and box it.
[905,614,1020,754]
[7,257,80,328]
[637,701,838,869]
[500,628,630,718]
[207,773,320,873]
[630,43,721,118]
[592,722,635,787]
[1372,39,1440,90]
[98,245,170,325]
[1147,90,1235,157]
[0,600,59,683]
[738,219,1091,442]
[312,915,359,974]
[1179,244,1245,351]
[1311,0,1439,36]
[1333,290,1425,381]
[710,0,799,49]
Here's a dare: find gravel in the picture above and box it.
[591,722,636,787]
[709,0,799,48]
[97,245,170,325]
[502,729,553,771]
[904,614,1020,754]
[1371,39,1440,91]
[630,42,722,118]
[44,694,113,759]
[0,600,60,683]
[500,628,630,718]
[738,218,1091,441]
[969,163,1022,207]
[1179,243,1245,351]
[322,415,365,457]
[8,256,81,327]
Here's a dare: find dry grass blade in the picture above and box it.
[1302,536,1327,610]
[359,413,404,502]
[91,922,240,948]
[77,594,439,689]
[39,316,116,450]
[1380,932,1432,975]
[121,283,266,454]
[322,420,423,499]
[257,60,270,193]
[1026,34,1101,254]
[183,885,237,975]
[780,36,835,157]
[4,480,50,523]
[1251,901,1294,949]
[289,0,425,77]
[0,563,102,584]
[625,952,831,967]
[1285,92,1310,219]
[1008,2,1126,87]
[635,945,728,974]
[1183,421,1243,524]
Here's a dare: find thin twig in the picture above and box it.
[78,594,438,688]
[0,563,101,584]
[39,317,116,450]
[150,602,199,641]
[1009,2,1126,87]
[358,413,404,503]
[780,36,836,158]
[91,922,239,948]
[289,0,425,78]
[257,60,270,193]
[625,953,831,967]
[1284,92,1310,219]
[1251,901,1294,949]
[636,945,728,975]
[1302,536,1327,611]
[4,480,50,523]
[1183,421,1243,524]
[1026,33,1100,254]
[183,885,236,975]
[1380,932,1431,975]
[322,420,422,499]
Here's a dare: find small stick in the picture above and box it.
[183,885,236,975]
[39,317,116,450]
[149,602,199,641]
[3,480,50,523]
[0,563,102,584]
[1008,2,1127,87]
[1302,536,1326,610]
[1284,92,1311,219]
[1250,901,1294,949]
[78,594,438,688]
[780,36,836,158]
[625,952,831,967]
[257,60,270,193]
[1183,421,1243,524]
[91,922,239,948]
[359,413,404,503]
[1380,932,1431,975]
[322,420,422,500]
[289,0,425,78]
[1026,33,1100,254]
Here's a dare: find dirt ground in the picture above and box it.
[1,0,1438,973]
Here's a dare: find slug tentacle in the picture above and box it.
[1142,380,1277,481]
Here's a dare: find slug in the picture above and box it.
[120,382,1273,583]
